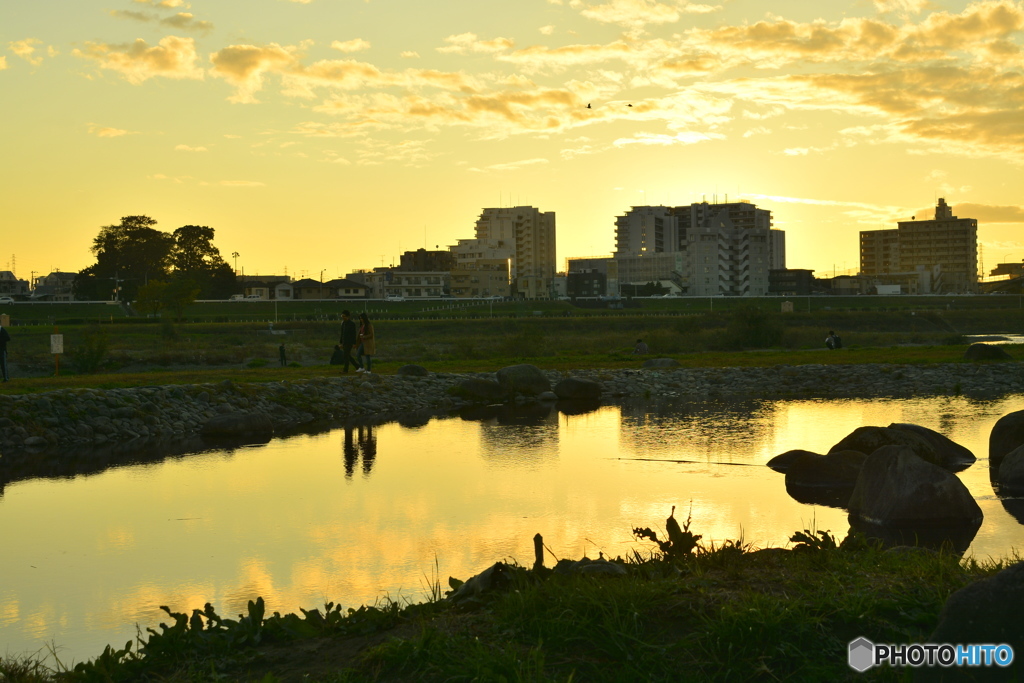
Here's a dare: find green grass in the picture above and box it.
[8,527,1015,682]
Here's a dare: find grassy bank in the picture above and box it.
[1,525,1015,682]
[1,304,1019,391]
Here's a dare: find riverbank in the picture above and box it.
[4,527,1018,682]
[2,359,1024,456]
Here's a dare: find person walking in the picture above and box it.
[356,312,375,373]
[0,322,9,382]
[339,310,362,373]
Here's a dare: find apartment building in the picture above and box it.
[859,198,978,294]
[449,238,510,298]
[612,201,783,296]
[475,206,556,299]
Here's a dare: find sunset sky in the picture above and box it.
[2,0,1023,283]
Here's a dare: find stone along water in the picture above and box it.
[1,394,1023,662]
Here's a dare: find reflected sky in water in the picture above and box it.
[2,394,1023,662]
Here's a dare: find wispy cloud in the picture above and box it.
[175,144,207,151]
[73,36,203,84]
[469,158,549,172]
[331,39,371,53]
[0,56,7,70]
[9,38,44,65]
[437,33,515,55]
[87,124,138,137]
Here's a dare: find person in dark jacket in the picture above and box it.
[0,323,10,382]
[339,310,362,373]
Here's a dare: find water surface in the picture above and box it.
[2,395,1022,662]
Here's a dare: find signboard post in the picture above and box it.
[51,329,64,376]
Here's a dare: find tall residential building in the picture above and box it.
[611,201,782,296]
[859,198,978,293]
[475,206,556,299]
[449,238,511,298]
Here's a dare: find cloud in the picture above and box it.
[331,39,371,53]
[469,157,549,172]
[87,124,137,137]
[540,25,555,35]
[162,13,214,33]
[613,130,724,146]
[572,0,719,28]
[438,33,515,54]
[9,38,44,65]
[0,56,6,70]
[219,180,266,187]
[209,43,301,102]
[73,36,203,84]
[400,51,420,59]
[134,0,188,7]
[950,203,1024,222]
[175,144,207,151]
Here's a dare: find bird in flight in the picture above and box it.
[586,103,591,108]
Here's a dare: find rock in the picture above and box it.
[553,377,602,400]
[642,358,680,369]
[926,562,1024,682]
[963,343,1013,361]
[767,449,817,473]
[829,426,944,468]
[847,445,983,527]
[397,364,429,377]
[200,412,274,438]
[23,436,47,448]
[990,410,1024,464]
[448,562,517,603]
[449,378,508,403]
[887,423,975,468]
[537,391,558,401]
[785,450,867,488]
[496,364,551,396]
[997,444,1024,495]
[552,557,628,577]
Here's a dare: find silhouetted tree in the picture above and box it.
[170,225,236,299]
[74,216,173,301]
[74,217,236,301]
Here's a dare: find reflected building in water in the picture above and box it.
[617,398,780,464]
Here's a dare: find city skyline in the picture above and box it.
[3,0,1023,282]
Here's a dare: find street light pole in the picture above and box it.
[232,252,240,275]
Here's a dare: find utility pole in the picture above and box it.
[232,251,240,275]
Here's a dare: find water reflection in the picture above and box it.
[3,394,1024,664]
[847,517,982,555]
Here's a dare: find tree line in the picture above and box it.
[73,216,237,315]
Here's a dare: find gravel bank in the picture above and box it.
[2,362,1022,454]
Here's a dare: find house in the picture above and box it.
[31,271,77,301]
[0,271,31,298]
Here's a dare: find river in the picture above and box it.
[2,394,1023,663]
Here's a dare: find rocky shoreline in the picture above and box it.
[2,361,1023,456]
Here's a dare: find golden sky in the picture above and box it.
[2,0,1023,281]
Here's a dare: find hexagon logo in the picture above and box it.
[849,637,875,672]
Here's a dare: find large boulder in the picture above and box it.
[785,450,867,488]
[496,364,550,396]
[847,446,983,527]
[396,364,429,377]
[449,378,508,403]
[925,562,1024,682]
[990,410,1024,464]
[642,358,680,369]
[829,426,944,468]
[963,342,1013,361]
[553,377,602,400]
[997,444,1024,495]
[887,423,976,469]
[200,412,274,438]
[766,449,816,473]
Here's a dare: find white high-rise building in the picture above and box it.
[612,200,782,296]
[475,206,556,299]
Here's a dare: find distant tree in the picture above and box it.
[74,218,237,302]
[170,225,237,299]
[133,278,199,320]
[74,216,173,301]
